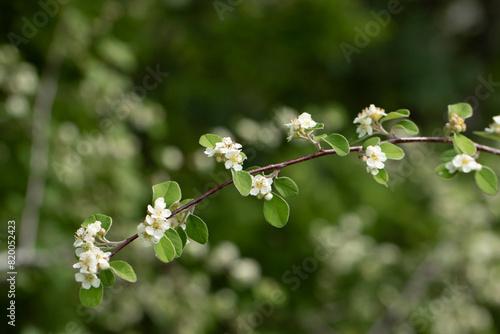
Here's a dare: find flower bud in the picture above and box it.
[264,193,273,201]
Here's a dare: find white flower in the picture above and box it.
[95,249,111,271]
[75,242,96,257]
[353,105,387,138]
[285,117,301,141]
[145,215,170,239]
[284,113,318,141]
[366,166,380,175]
[204,137,245,170]
[298,112,317,129]
[445,154,482,174]
[73,221,102,247]
[86,221,102,236]
[137,223,162,246]
[147,197,172,221]
[250,175,273,197]
[364,104,386,120]
[204,146,217,157]
[75,271,101,290]
[365,145,387,170]
[485,116,500,135]
[217,137,242,155]
[224,150,243,171]
[353,114,373,138]
[73,250,98,274]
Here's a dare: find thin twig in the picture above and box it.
[109,136,500,257]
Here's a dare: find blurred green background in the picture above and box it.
[1,0,500,333]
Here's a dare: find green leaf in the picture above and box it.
[232,169,252,196]
[380,109,410,123]
[82,214,112,234]
[176,227,188,247]
[199,134,222,148]
[435,164,457,179]
[100,269,115,287]
[274,177,299,198]
[379,142,405,160]
[186,215,209,244]
[80,285,103,308]
[165,229,183,257]
[154,237,176,263]
[474,131,500,142]
[475,166,498,195]
[392,120,419,135]
[263,193,289,228]
[440,150,457,163]
[109,261,137,282]
[322,134,350,156]
[448,103,472,119]
[362,137,381,151]
[453,133,476,156]
[373,169,389,186]
[152,181,182,207]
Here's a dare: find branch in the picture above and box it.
[109,136,500,258]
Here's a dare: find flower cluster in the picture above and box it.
[137,197,172,246]
[485,116,500,135]
[204,137,246,171]
[353,104,387,138]
[285,112,318,141]
[250,174,273,200]
[363,145,387,175]
[445,112,466,133]
[445,154,482,174]
[73,221,110,289]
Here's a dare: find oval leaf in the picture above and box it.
[274,177,299,198]
[82,214,112,234]
[392,120,419,135]
[453,133,476,156]
[373,169,389,186]
[380,109,410,123]
[109,261,137,282]
[199,134,222,148]
[186,215,209,244]
[322,134,350,156]
[362,137,381,151]
[165,229,183,257]
[153,181,182,207]
[100,269,115,287]
[154,237,176,263]
[232,169,252,196]
[263,193,289,228]
[435,164,457,179]
[80,285,103,308]
[448,103,472,119]
[379,142,405,160]
[475,166,498,195]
